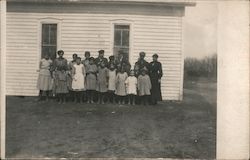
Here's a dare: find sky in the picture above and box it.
[184,1,218,59]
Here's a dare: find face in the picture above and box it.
[142,71,146,75]
[89,59,94,64]
[76,58,81,64]
[130,71,134,76]
[139,53,145,59]
[110,65,115,70]
[73,54,78,60]
[85,53,90,58]
[99,53,104,58]
[153,56,158,62]
[58,52,64,58]
[101,62,105,68]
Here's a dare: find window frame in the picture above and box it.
[37,18,61,65]
[41,23,58,60]
[110,19,133,64]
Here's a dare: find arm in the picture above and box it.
[82,65,86,76]
[147,75,152,90]
[158,62,163,79]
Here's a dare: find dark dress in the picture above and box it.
[95,57,108,67]
[134,59,149,76]
[149,61,163,104]
[53,57,69,94]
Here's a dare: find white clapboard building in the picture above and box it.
[4,0,195,100]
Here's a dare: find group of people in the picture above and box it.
[37,49,163,105]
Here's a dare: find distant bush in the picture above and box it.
[184,54,217,81]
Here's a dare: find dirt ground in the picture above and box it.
[6,79,216,159]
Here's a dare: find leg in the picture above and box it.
[132,95,136,105]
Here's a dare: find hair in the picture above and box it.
[139,51,146,56]
[109,55,114,60]
[76,57,81,61]
[73,53,78,57]
[57,50,64,55]
[89,57,95,61]
[85,51,90,56]
[152,54,159,58]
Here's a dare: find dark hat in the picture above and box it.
[85,51,90,55]
[152,54,158,58]
[57,50,64,55]
[109,55,115,60]
[89,57,95,61]
[139,51,146,56]
[98,50,104,54]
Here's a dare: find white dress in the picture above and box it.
[108,69,116,91]
[72,64,85,91]
[125,76,137,95]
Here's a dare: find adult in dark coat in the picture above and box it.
[115,50,131,73]
[134,51,149,77]
[95,49,108,67]
[149,54,163,105]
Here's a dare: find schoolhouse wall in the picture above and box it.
[6,11,183,100]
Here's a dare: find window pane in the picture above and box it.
[41,24,57,60]
[122,30,129,47]
[114,30,121,46]
[115,25,129,30]
[50,24,57,45]
[42,24,50,44]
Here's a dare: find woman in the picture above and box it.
[149,54,163,105]
[53,50,69,104]
[37,53,53,101]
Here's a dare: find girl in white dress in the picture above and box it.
[37,53,53,101]
[108,63,116,103]
[115,68,128,104]
[72,57,85,103]
[125,70,137,105]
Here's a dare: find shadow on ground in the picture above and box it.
[6,79,216,159]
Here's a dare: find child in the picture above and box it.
[108,63,116,103]
[37,53,53,101]
[96,61,109,104]
[137,69,151,105]
[125,70,137,105]
[115,68,128,105]
[72,57,85,103]
[82,51,90,67]
[85,57,98,103]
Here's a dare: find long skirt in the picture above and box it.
[150,78,162,102]
[86,73,97,90]
[54,71,69,94]
[37,74,53,91]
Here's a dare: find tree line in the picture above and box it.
[184,54,217,80]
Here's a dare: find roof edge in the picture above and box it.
[7,0,196,7]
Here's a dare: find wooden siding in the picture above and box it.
[6,12,183,100]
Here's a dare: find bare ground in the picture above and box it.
[6,79,216,159]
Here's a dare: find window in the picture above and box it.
[113,25,130,59]
[41,24,57,60]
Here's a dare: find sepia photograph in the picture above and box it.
[3,0,246,159]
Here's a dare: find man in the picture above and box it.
[95,49,108,67]
[134,51,149,76]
